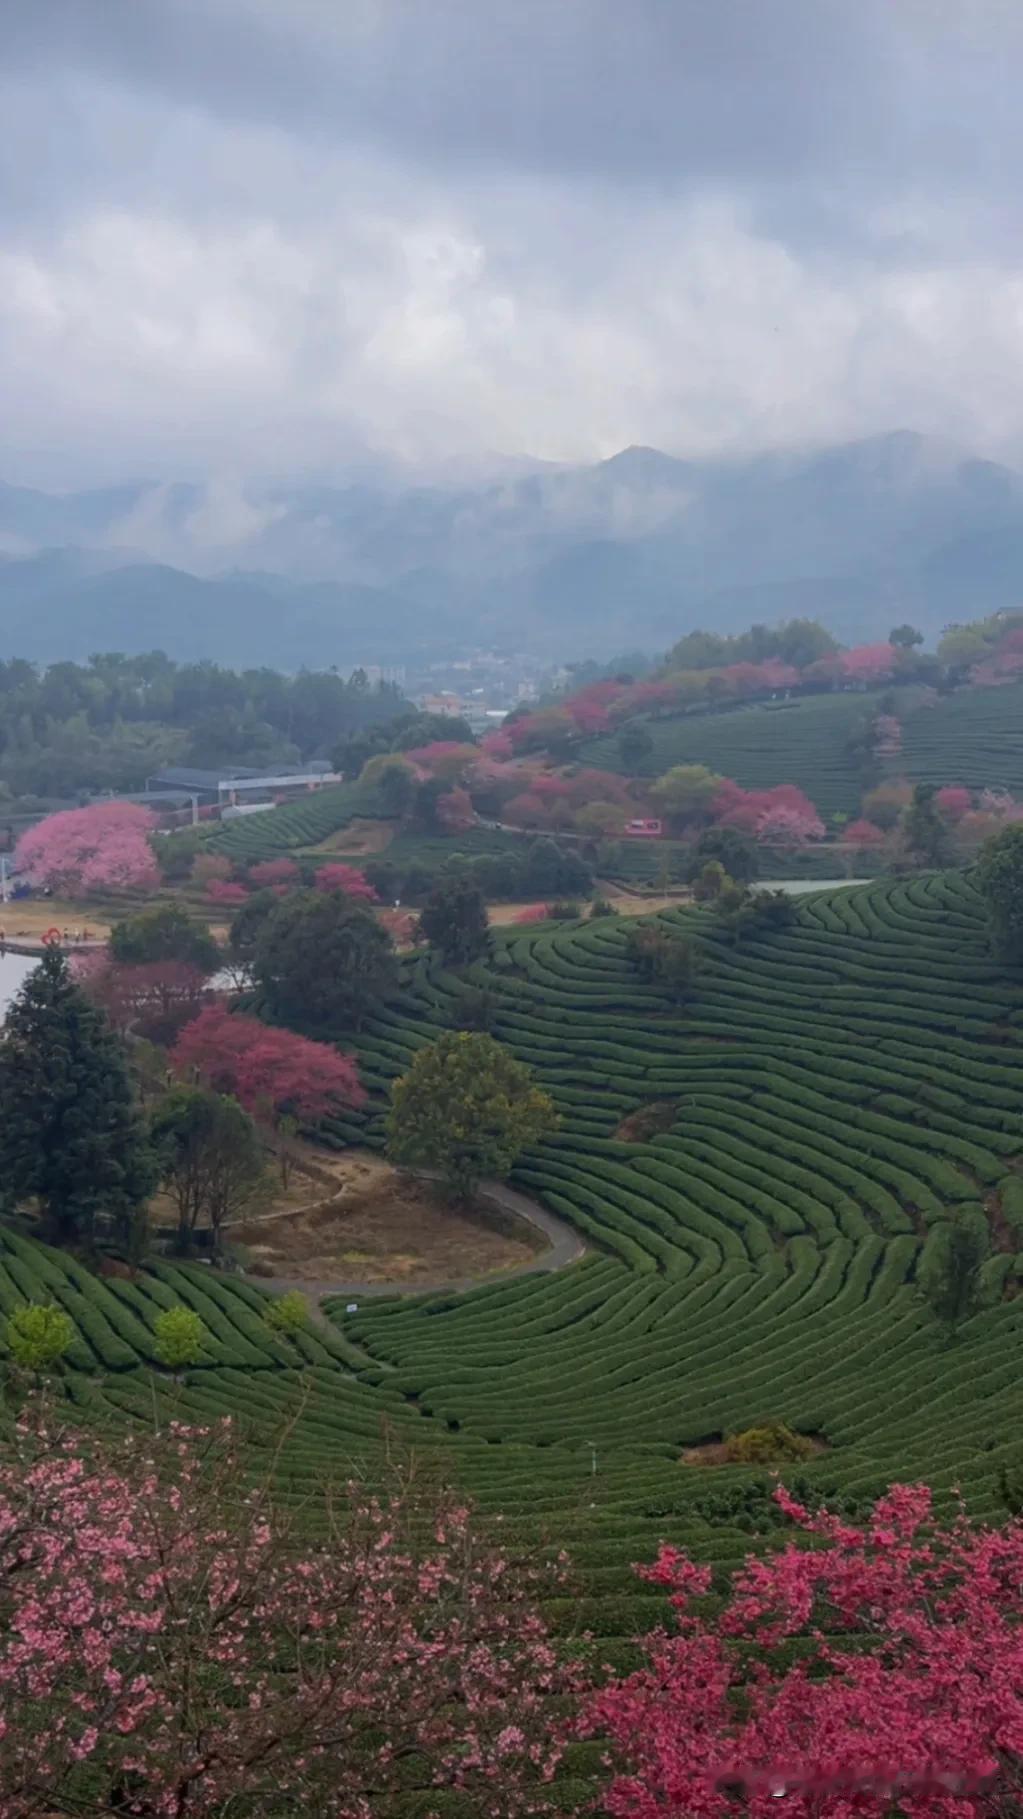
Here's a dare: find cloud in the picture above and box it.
[4,2,1023,482]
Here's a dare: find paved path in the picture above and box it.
[254,1179,586,1316]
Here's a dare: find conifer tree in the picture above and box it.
[0,948,155,1246]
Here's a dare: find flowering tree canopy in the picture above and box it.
[173,1002,364,1124]
[313,862,378,901]
[205,879,249,905]
[843,817,887,849]
[755,803,826,847]
[15,802,159,896]
[590,1482,1023,1819]
[248,858,301,887]
[0,1416,574,1818]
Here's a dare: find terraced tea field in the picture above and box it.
[578,689,891,818]
[9,871,1023,1670]
[579,679,1023,823]
[209,779,392,860]
[898,680,1023,796]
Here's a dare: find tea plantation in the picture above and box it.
[6,871,1023,1668]
[579,679,1023,821]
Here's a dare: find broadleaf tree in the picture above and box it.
[387,1030,559,1200]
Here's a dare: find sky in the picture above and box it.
[5,0,1023,485]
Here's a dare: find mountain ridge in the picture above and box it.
[1,431,1022,664]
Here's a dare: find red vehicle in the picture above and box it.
[624,817,663,838]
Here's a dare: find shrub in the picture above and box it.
[724,1419,816,1465]
[153,1305,208,1371]
[4,1302,74,1374]
[265,1289,311,1336]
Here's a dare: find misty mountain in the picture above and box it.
[2,431,1023,665]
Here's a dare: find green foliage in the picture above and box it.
[265,1290,311,1337]
[387,1031,560,1199]
[627,923,702,1004]
[690,825,759,884]
[723,1420,817,1465]
[150,1085,267,1253]
[153,1305,208,1372]
[691,860,728,903]
[228,889,280,967]
[589,897,615,918]
[976,822,1023,963]
[903,783,950,867]
[713,884,797,944]
[0,949,156,1246]
[661,619,837,674]
[918,1209,987,1338]
[650,764,725,822]
[253,889,399,1035]
[110,902,220,973]
[419,876,492,967]
[889,624,924,649]
[4,1302,74,1374]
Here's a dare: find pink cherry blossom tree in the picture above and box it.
[313,863,378,901]
[589,1482,1023,1819]
[172,1003,364,1125]
[15,803,159,897]
[0,1413,575,1818]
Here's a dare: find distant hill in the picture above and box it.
[5,431,1023,662]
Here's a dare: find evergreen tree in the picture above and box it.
[0,949,156,1246]
[419,876,492,966]
[252,889,399,1034]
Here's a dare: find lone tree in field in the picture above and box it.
[628,923,703,1005]
[903,782,950,867]
[252,888,399,1034]
[387,1031,559,1200]
[918,1209,986,1342]
[150,1084,268,1255]
[0,948,155,1246]
[419,875,492,967]
[976,821,1023,962]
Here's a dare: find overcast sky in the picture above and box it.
[5,0,1023,485]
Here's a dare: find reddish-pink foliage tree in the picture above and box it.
[843,817,887,849]
[74,954,210,1035]
[173,1003,364,1124]
[589,1482,1023,1819]
[514,904,549,923]
[873,714,902,758]
[935,785,973,822]
[313,863,378,901]
[205,879,249,905]
[754,802,826,847]
[712,782,824,838]
[0,1414,575,1819]
[248,858,300,888]
[480,729,515,759]
[192,852,233,885]
[841,642,897,682]
[435,786,476,831]
[503,792,555,829]
[15,803,159,897]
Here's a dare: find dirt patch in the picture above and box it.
[0,898,112,942]
[615,1101,678,1142]
[486,891,688,927]
[680,1434,830,1468]
[229,1148,545,1284]
[306,818,395,856]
